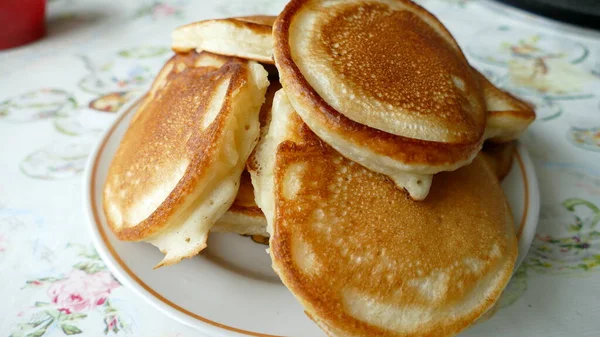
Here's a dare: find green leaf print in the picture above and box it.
[29,327,49,337]
[48,309,65,320]
[577,263,590,271]
[10,316,54,337]
[24,277,62,288]
[568,223,583,232]
[118,46,169,59]
[62,313,87,321]
[73,261,106,274]
[69,243,102,261]
[100,62,113,72]
[537,245,552,252]
[61,324,82,335]
[563,198,600,227]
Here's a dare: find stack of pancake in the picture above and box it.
[104,0,535,335]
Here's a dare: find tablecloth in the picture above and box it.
[1,0,599,336]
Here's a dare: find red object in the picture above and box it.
[0,0,46,50]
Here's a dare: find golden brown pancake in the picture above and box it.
[273,0,487,200]
[250,90,517,337]
[481,141,517,182]
[103,51,269,267]
[475,70,536,142]
[172,16,276,64]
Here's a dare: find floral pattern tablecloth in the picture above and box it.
[1,0,599,336]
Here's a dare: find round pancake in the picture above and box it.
[103,51,269,267]
[251,90,517,337]
[273,0,487,199]
[172,16,276,64]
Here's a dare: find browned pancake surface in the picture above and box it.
[262,100,517,336]
[104,52,250,241]
[317,3,482,140]
[275,0,485,143]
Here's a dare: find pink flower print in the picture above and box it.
[154,4,176,17]
[47,270,120,313]
[107,316,118,330]
[58,307,72,315]
[537,234,552,243]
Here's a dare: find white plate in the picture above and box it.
[84,98,540,337]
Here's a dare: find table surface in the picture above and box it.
[1,1,600,336]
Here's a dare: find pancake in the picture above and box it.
[212,170,268,237]
[274,0,487,200]
[210,80,280,238]
[476,70,536,142]
[103,51,269,267]
[481,141,517,182]
[172,16,276,64]
[250,90,517,337]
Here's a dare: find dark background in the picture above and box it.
[497,0,600,30]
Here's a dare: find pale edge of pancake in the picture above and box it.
[172,19,274,64]
[476,68,536,142]
[212,212,269,237]
[149,62,269,268]
[485,111,535,143]
[248,90,288,238]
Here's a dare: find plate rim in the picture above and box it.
[84,98,540,337]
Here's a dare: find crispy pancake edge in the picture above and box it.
[172,16,276,64]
